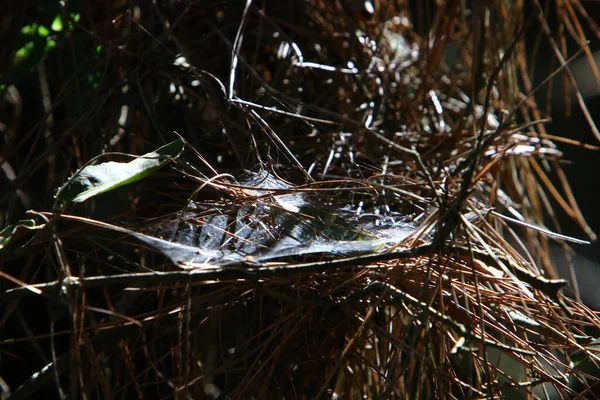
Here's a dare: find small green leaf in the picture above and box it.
[20,24,37,36]
[68,14,81,30]
[15,41,36,62]
[45,39,57,52]
[57,139,185,203]
[0,220,46,251]
[51,16,63,32]
[37,25,51,37]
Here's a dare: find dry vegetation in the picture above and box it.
[3,0,600,399]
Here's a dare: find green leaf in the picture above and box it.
[14,41,36,62]
[37,25,51,37]
[45,39,57,52]
[0,220,46,251]
[57,139,185,203]
[20,24,37,36]
[5,36,50,86]
[51,15,63,32]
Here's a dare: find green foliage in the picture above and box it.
[56,139,185,203]
[0,219,45,251]
[0,4,83,91]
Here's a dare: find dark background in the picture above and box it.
[527,1,600,242]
